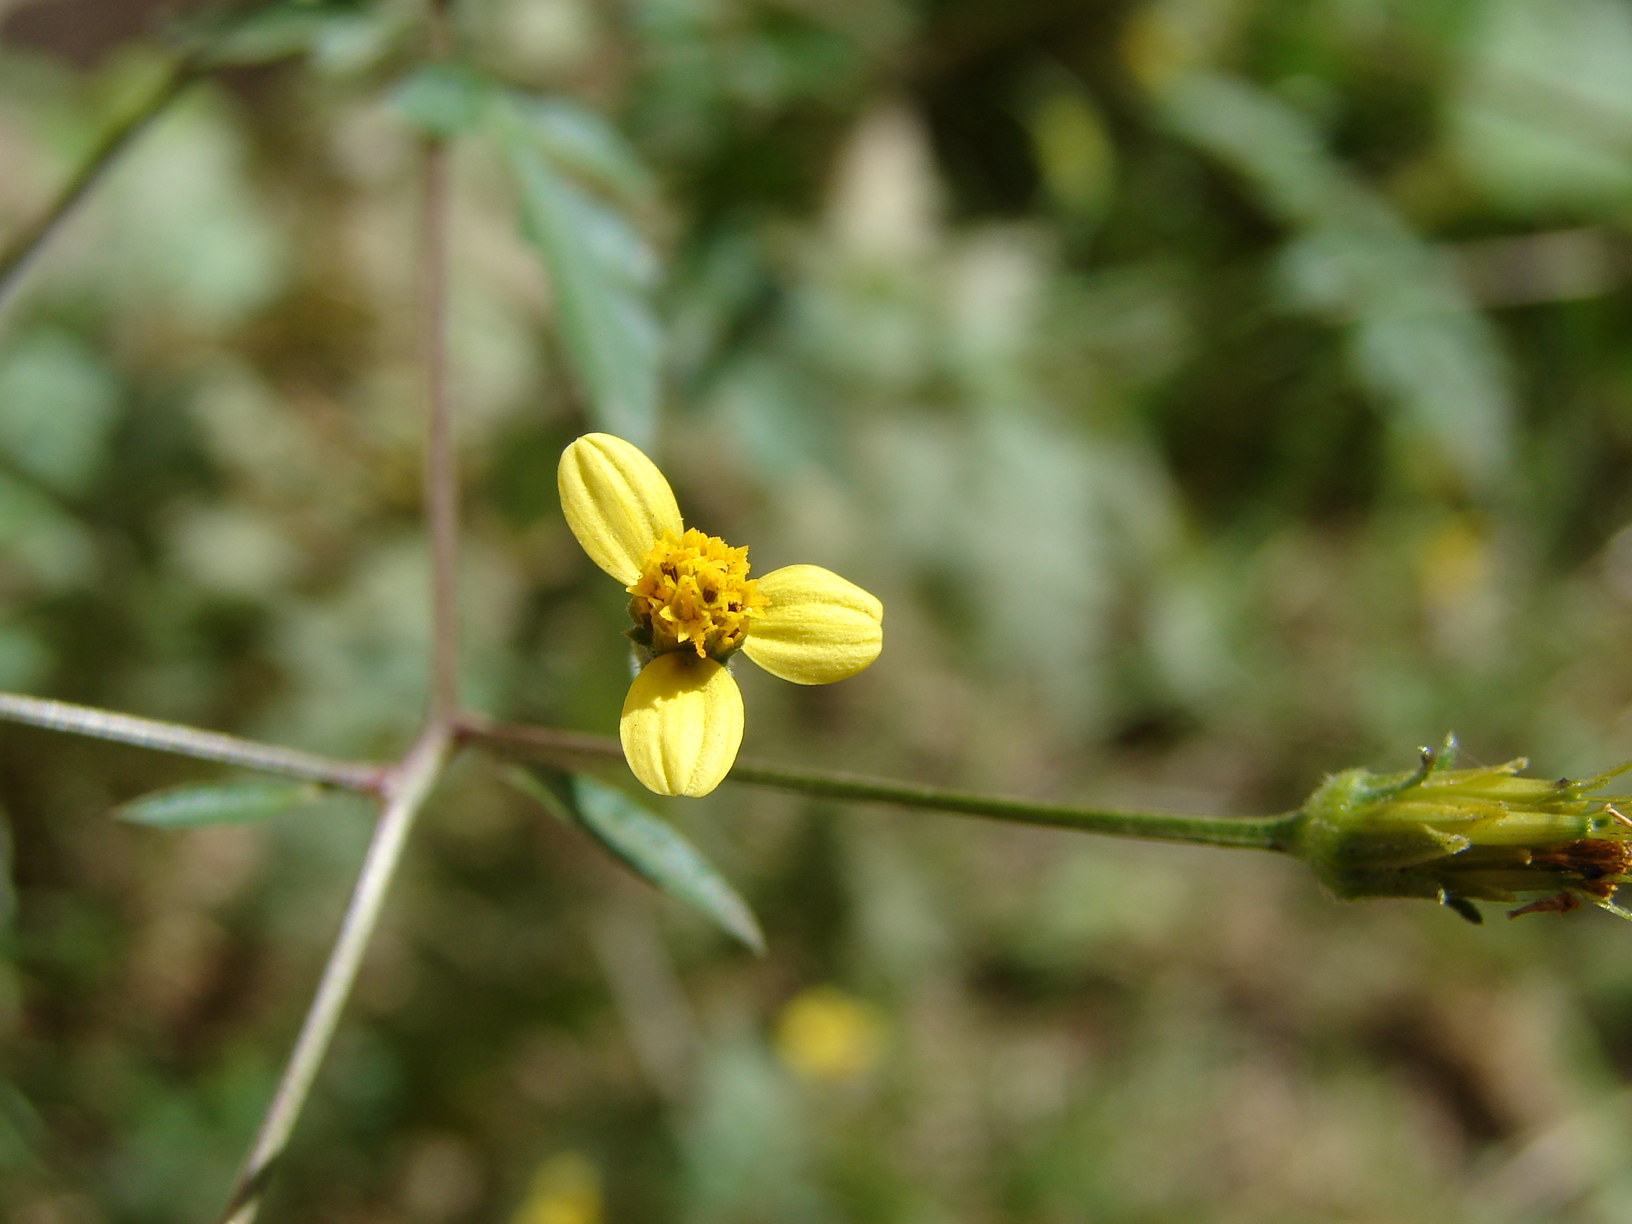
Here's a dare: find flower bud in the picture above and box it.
[1292,736,1632,923]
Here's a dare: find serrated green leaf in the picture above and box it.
[499,107,662,448]
[517,98,657,210]
[392,64,491,137]
[509,768,764,954]
[116,780,322,829]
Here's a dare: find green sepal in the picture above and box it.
[1349,733,1457,806]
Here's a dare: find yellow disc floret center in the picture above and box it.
[627,528,765,660]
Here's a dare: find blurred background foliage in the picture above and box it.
[7,0,1632,1219]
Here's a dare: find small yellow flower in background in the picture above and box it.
[774,985,885,1082]
[1416,515,1490,612]
[559,433,883,797]
[512,1152,601,1224]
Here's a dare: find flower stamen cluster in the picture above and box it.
[627,529,765,660]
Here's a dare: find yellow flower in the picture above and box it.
[512,1152,601,1224]
[559,433,883,797]
[774,985,885,1082]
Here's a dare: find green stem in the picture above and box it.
[457,718,1302,853]
[0,57,203,317]
[725,760,1300,850]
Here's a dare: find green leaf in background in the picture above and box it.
[517,98,658,211]
[0,1081,45,1175]
[1450,0,1632,212]
[0,329,120,496]
[99,101,286,329]
[499,99,662,449]
[0,472,95,593]
[116,780,322,829]
[391,63,492,138]
[509,768,765,954]
[193,0,403,73]
[1155,71,1515,498]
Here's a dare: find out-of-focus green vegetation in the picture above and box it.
[7,0,1632,1219]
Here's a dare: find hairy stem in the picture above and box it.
[0,57,202,318]
[0,692,383,790]
[458,718,1302,852]
[218,725,450,1224]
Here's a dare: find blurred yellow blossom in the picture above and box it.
[512,1152,602,1224]
[774,985,885,1082]
[1416,516,1491,612]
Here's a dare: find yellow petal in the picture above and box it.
[620,653,744,797]
[558,434,683,584]
[741,565,883,685]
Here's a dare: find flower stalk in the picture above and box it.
[469,720,1632,923]
[458,717,1302,850]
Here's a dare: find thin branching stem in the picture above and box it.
[0,57,202,318]
[218,6,464,1214]
[218,725,451,1224]
[458,717,1303,852]
[0,692,383,790]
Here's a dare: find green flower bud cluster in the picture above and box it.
[1292,736,1632,924]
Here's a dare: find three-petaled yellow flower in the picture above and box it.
[559,434,883,797]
